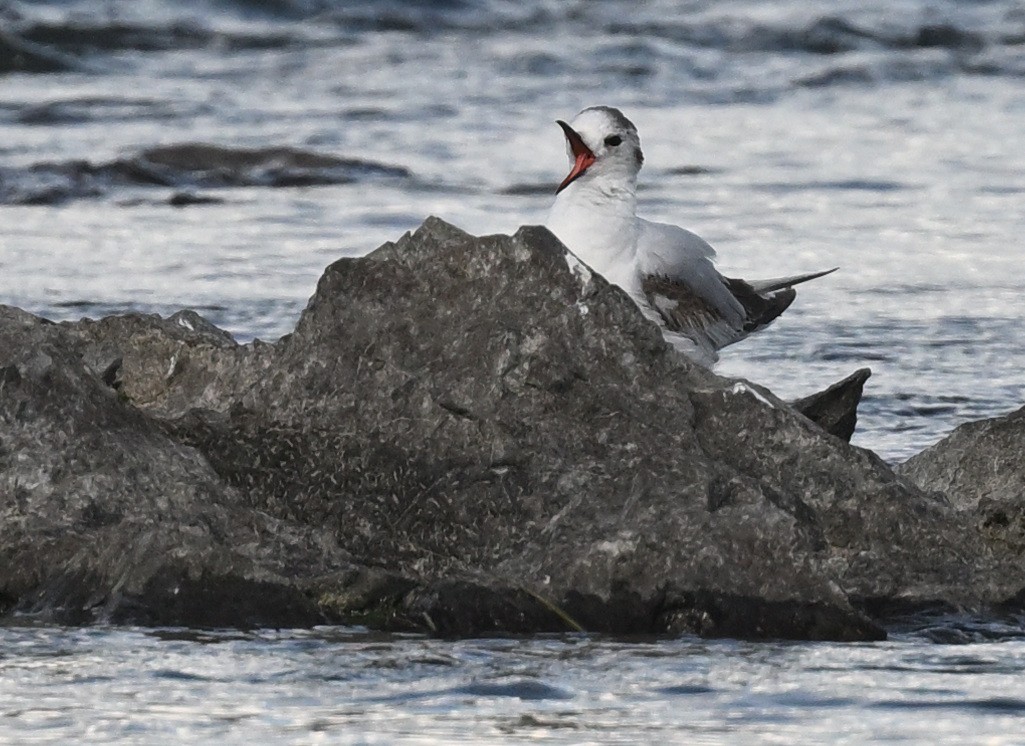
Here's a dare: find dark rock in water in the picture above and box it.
[0,306,358,627]
[791,367,871,442]
[167,191,224,207]
[1,219,1020,639]
[898,406,1025,509]
[17,20,298,53]
[135,143,412,187]
[0,144,412,205]
[0,29,82,73]
[898,407,1025,587]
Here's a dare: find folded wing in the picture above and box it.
[636,218,834,363]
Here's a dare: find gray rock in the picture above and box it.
[0,306,358,627]
[0,145,412,206]
[2,218,1020,639]
[791,367,871,442]
[0,29,81,74]
[898,407,1025,590]
[898,406,1025,510]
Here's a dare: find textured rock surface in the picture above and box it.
[0,306,360,627]
[791,368,871,442]
[2,218,1021,639]
[898,406,1025,509]
[898,406,1025,584]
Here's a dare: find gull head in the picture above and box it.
[555,106,644,194]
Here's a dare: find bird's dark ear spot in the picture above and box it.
[604,134,623,147]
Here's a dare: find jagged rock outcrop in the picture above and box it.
[2,218,1021,639]
[898,407,1025,597]
[790,368,871,442]
[898,406,1025,509]
[0,306,359,627]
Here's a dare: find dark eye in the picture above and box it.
[604,134,622,147]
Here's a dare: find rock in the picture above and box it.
[898,406,1025,578]
[791,367,871,441]
[898,406,1025,509]
[2,218,1021,639]
[0,29,82,74]
[0,145,411,205]
[0,306,359,627]
[133,144,412,187]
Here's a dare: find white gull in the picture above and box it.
[545,106,835,367]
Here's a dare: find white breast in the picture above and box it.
[545,183,642,298]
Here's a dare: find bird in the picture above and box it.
[545,105,835,367]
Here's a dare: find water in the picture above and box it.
[2,0,1025,741]
[3,622,1025,744]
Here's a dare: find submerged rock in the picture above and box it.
[0,144,411,205]
[2,218,1021,639]
[0,29,82,74]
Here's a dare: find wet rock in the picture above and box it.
[898,406,1025,509]
[2,219,1019,639]
[133,144,411,187]
[0,144,412,204]
[898,406,1025,571]
[0,306,359,627]
[791,367,871,442]
[0,29,82,73]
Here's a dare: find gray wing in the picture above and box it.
[635,219,745,326]
[635,218,834,356]
[747,267,838,294]
[641,273,796,354]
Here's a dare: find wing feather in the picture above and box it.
[635,219,745,327]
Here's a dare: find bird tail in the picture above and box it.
[746,267,838,294]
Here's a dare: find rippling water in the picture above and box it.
[3,622,1025,744]
[3,1,1025,740]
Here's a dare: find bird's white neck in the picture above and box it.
[553,172,638,216]
[545,174,639,279]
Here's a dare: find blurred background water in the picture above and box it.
[2,1,1025,742]
[4,621,1025,745]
